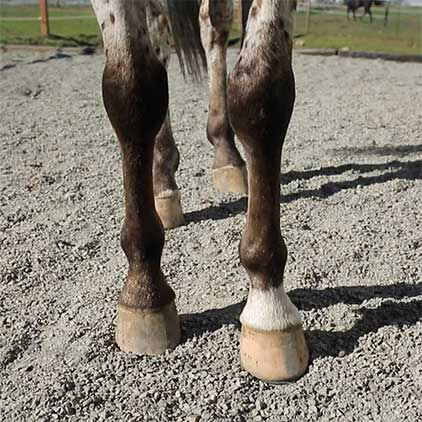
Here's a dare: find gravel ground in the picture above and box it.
[1,48,421,422]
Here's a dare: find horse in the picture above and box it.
[347,0,374,23]
[90,0,309,383]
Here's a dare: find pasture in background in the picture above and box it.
[0,1,99,47]
[0,0,421,55]
[295,0,422,55]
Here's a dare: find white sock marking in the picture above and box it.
[240,284,302,331]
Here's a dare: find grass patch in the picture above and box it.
[0,5,101,46]
[0,5,94,18]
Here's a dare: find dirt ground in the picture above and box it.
[1,48,421,421]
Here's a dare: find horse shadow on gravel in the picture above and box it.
[181,282,422,360]
[0,52,72,73]
[0,47,95,73]
[281,157,422,202]
[184,146,422,224]
[328,143,422,157]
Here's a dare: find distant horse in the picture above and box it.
[347,0,374,23]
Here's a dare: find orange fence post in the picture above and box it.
[236,0,241,25]
[39,0,49,37]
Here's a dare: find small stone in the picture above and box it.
[153,392,161,401]
[256,400,266,411]
[208,394,217,404]
[66,405,76,416]
[64,381,75,391]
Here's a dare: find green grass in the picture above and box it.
[294,5,422,55]
[0,5,94,18]
[0,5,100,46]
[0,4,421,55]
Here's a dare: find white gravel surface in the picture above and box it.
[1,48,422,421]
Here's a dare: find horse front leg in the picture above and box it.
[92,0,180,354]
[199,0,248,194]
[228,0,309,382]
[147,0,185,229]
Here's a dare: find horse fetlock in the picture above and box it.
[120,266,175,310]
[240,233,288,288]
[207,116,244,169]
[240,283,302,332]
[120,218,165,265]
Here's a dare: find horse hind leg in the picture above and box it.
[199,0,248,194]
[153,112,185,229]
[228,0,309,382]
[147,0,185,229]
[368,8,373,23]
[91,0,180,354]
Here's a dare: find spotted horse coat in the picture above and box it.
[91,0,308,383]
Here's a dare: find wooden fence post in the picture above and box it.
[39,0,49,37]
[305,0,311,36]
[383,2,390,27]
[395,3,401,38]
[236,0,241,25]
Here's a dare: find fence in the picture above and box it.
[0,1,100,46]
[0,0,421,55]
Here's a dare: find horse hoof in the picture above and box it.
[155,190,185,229]
[240,324,309,383]
[212,165,248,194]
[116,301,181,355]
